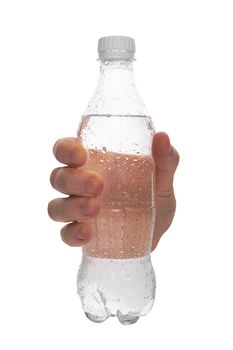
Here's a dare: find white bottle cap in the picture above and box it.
[98,36,135,60]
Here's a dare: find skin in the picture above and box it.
[48,132,179,252]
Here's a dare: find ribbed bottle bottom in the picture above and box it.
[77,254,156,324]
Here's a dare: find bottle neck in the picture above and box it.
[99,59,135,88]
[84,59,149,116]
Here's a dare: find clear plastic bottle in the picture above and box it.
[77,36,156,325]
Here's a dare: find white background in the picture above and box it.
[0,0,232,349]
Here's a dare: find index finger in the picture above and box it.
[53,137,88,167]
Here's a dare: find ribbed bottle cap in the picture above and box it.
[98,36,135,60]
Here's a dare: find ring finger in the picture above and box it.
[48,195,101,222]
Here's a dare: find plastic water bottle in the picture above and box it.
[77,36,156,325]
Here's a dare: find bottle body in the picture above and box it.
[77,58,156,324]
[78,114,155,259]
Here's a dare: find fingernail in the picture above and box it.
[84,176,99,194]
[80,199,92,215]
[76,224,91,240]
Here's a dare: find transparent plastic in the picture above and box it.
[77,59,156,324]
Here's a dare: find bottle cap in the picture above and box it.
[98,36,135,60]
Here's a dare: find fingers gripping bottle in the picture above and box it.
[77,36,156,325]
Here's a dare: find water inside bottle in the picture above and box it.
[80,126,155,259]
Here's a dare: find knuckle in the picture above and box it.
[50,168,59,187]
[53,168,67,191]
[60,225,69,244]
[47,200,56,220]
[173,149,180,168]
[156,188,174,200]
[158,190,176,211]
[175,151,180,163]
[53,138,63,158]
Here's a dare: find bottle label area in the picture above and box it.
[82,147,155,259]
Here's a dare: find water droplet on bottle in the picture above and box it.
[102,146,107,153]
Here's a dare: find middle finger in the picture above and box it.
[50,167,104,196]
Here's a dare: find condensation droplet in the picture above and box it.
[102,146,107,153]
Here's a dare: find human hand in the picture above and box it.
[48,132,179,251]
[151,132,179,250]
[48,137,104,246]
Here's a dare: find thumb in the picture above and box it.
[152,132,179,197]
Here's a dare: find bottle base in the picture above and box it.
[85,311,141,325]
[78,254,156,325]
[85,312,110,323]
[117,311,139,325]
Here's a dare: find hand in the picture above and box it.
[48,132,179,251]
[151,132,179,250]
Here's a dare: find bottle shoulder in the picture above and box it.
[84,89,149,116]
[77,114,155,155]
[84,63,149,116]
